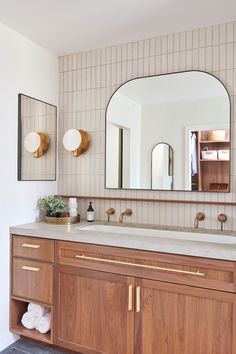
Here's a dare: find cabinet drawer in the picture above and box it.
[12,235,54,262]
[57,241,236,293]
[12,258,53,305]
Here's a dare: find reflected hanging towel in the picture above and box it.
[191,133,198,175]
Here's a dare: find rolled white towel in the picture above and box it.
[37,312,51,334]
[27,303,48,318]
[21,311,37,330]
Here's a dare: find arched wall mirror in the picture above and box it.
[105,71,230,192]
[152,143,173,190]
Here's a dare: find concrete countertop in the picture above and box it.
[10,221,236,262]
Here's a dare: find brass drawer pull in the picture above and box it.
[22,243,40,249]
[75,254,205,277]
[128,285,133,311]
[136,286,141,313]
[21,266,40,272]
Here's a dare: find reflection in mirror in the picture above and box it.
[24,131,50,158]
[105,71,230,192]
[18,94,57,181]
[152,143,173,190]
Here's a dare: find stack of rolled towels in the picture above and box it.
[21,303,51,334]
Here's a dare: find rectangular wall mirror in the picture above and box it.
[105,71,230,192]
[18,94,57,181]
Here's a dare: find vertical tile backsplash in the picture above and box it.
[58,21,236,231]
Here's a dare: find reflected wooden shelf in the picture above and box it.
[200,140,230,143]
[200,159,229,162]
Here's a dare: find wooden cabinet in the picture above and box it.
[135,279,236,354]
[12,235,54,262]
[12,258,53,304]
[56,241,236,354]
[10,234,236,353]
[10,235,54,344]
[55,266,134,354]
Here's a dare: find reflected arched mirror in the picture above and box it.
[152,143,173,190]
[105,71,230,192]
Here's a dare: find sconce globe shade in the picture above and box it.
[24,132,41,153]
[63,129,82,151]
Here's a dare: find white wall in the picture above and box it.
[141,96,229,189]
[106,92,141,188]
[0,22,58,350]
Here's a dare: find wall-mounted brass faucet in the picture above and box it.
[119,208,133,223]
[106,208,115,222]
[194,212,205,228]
[218,213,227,231]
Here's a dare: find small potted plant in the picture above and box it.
[40,195,68,224]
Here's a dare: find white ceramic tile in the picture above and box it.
[150,38,156,56]
[144,39,150,57]
[132,42,138,60]
[58,21,236,229]
[161,54,167,73]
[227,43,234,70]
[127,43,133,61]
[213,25,220,45]
[186,31,192,50]
[173,52,180,71]
[180,32,186,51]
[212,46,220,71]
[167,53,174,72]
[199,47,206,70]
[205,47,212,71]
[206,26,213,46]
[59,57,64,73]
[161,36,168,54]
[186,50,192,70]
[156,37,161,55]
[193,29,199,49]
[63,55,68,72]
[227,22,234,43]
[143,58,150,76]
[220,23,227,44]
[220,44,227,70]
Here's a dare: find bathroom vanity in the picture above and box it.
[9,222,236,354]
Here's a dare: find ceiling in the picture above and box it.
[0,0,235,56]
[118,72,228,104]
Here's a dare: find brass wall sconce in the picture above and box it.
[24,132,50,158]
[63,129,90,157]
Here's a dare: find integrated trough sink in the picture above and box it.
[78,224,236,244]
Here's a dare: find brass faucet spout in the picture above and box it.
[119,208,133,223]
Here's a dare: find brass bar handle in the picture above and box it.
[136,286,141,313]
[128,285,133,311]
[21,266,40,272]
[75,254,205,277]
[22,243,40,249]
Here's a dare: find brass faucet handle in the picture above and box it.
[106,208,115,222]
[196,212,205,221]
[106,208,115,216]
[124,208,133,216]
[218,213,227,223]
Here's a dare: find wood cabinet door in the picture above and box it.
[55,265,134,354]
[135,278,236,354]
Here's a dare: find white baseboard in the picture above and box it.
[0,331,18,351]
